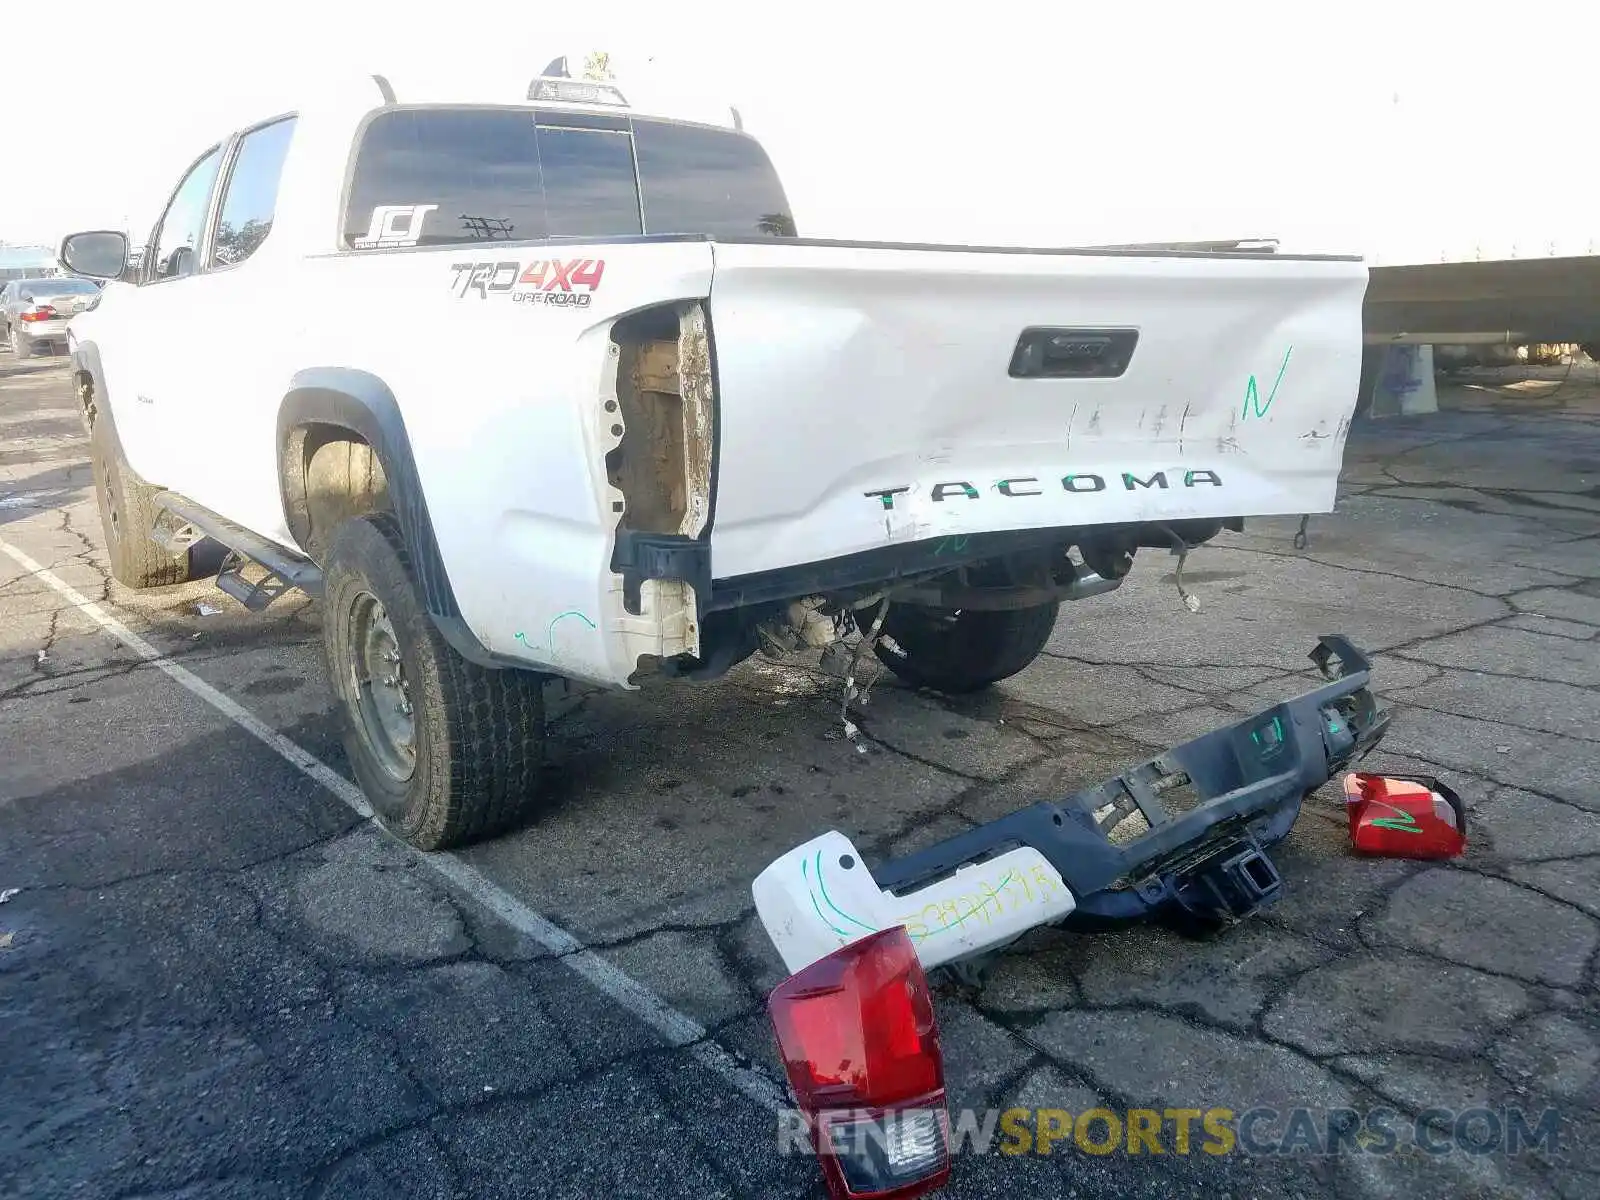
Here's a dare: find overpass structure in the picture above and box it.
[1100,238,1600,359]
[1363,254,1600,355]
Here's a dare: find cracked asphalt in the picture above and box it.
[3,349,1598,1199]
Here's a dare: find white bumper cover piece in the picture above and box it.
[752,830,1077,975]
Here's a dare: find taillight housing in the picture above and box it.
[19,305,57,322]
[767,927,951,1199]
[1344,772,1466,859]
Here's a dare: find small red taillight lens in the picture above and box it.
[1344,772,1466,859]
[768,927,951,1198]
[19,305,57,322]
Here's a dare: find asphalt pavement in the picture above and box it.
[2,348,1598,1199]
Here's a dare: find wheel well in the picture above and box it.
[282,422,391,563]
[75,370,96,429]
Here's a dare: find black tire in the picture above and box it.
[88,404,197,588]
[870,601,1060,694]
[322,513,547,850]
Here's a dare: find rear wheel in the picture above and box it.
[322,513,547,850]
[869,601,1060,694]
[88,404,197,588]
[10,327,32,358]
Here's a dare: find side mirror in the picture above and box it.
[164,245,196,280]
[59,230,129,280]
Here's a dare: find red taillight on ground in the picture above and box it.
[1344,772,1466,859]
[768,927,951,1198]
[18,305,58,322]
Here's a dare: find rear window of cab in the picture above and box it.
[342,106,796,248]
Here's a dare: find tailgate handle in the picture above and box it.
[1009,327,1138,379]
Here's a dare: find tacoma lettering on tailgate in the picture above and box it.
[864,469,1224,509]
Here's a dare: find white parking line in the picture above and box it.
[0,534,788,1112]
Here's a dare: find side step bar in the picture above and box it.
[151,492,323,608]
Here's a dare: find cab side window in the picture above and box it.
[148,146,224,282]
[210,118,297,268]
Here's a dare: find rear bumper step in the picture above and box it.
[754,636,1391,974]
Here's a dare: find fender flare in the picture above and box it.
[276,367,508,668]
[69,339,147,482]
[70,340,116,443]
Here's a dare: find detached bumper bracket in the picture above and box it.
[1165,837,1284,927]
[754,636,1392,973]
[874,635,1389,930]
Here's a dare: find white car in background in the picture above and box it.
[1,276,101,357]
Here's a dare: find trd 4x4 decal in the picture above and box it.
[449,258,606,308]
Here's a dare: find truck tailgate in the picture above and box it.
[704,240,1368,579]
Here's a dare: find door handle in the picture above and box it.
[1009,328,1140,379]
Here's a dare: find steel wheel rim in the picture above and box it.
[347,590,416,782]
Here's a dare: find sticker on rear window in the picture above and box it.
[352,204,438,249]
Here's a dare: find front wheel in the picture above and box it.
[869,602,1060,694]
[322,514,547,850]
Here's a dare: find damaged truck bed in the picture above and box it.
[754,636,1392,975]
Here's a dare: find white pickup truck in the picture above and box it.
[59,73,1368,851]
